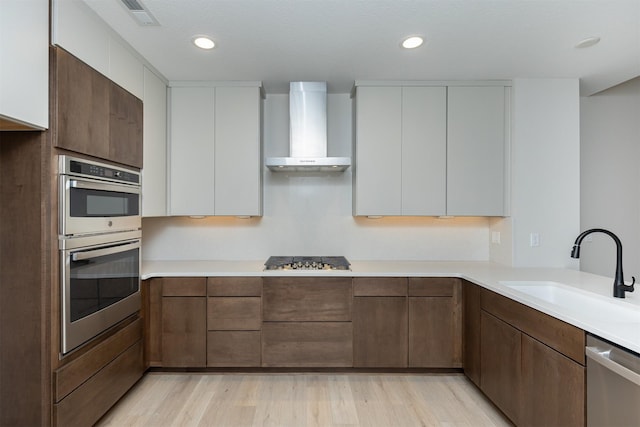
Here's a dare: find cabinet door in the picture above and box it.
[521,334,585,427]
[53,47,110,159]
[169,86,215,215]
[354,86,402,215]
[408,297,460,368]
[447,86,506,216]
[353,296,407,367]
[142,67,167,217]
[214,86,262,216]
[401,86,447,215]
[480,310,521,425]
[161,296,206,367]
[109,81,143,168]
[463,281,482,386]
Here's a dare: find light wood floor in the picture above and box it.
[97,373,512,427]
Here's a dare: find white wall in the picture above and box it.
[579,77,640,280]
[142,93,491,261]
[506,79,581,268]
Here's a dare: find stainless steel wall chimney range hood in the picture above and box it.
[266,82,351,172]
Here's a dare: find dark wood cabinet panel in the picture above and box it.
[51,47,143,168]
[353,297,408,367]
[463,280,482,386]
[263,277,352,321]
[207,331,261,367]
[262,322,352,367]
[52,47,110,159]
[54,341,144,427]
[408,277,458,296]
[353,277,407,296]
[208,277,262,296]
[207,297,261,330]
[480,310,522,425]
[162,277,207,297]
[481,288,585,364]
[409,297,460,367]
[161,296,206,367]
[521,334,585,427]
[54,317,142,401]
[144,279,163,367]
[109,81,143,168]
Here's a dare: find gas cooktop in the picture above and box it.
[264,256,351,271]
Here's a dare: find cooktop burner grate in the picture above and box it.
[264,256,351,271]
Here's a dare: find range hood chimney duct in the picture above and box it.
[266,82,351,172]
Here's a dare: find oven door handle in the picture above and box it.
[71,240,141,261]
[69,179,141,195]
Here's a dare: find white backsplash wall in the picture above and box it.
[142,93,491,261]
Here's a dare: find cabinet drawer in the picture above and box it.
[263,277,352,321]
[207,331,261,367]
[353,277,407,296]
[207,297,261,330]
[162,277,206,297]
[481,288,585,364]
[262,322,352,367]
[54,341,143,427]
[207,277,262,296]
[408,277,459,296]
[54,317,142,401]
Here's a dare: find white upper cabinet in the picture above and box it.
[447,86,508,216]
[0,0,49,130]
[354,86,402,215]
[142,67,168,217]
[169,84,263,217]
[353,85,447,216]
[214,86,263,216]
[353,82,508,217]
[401,87,447,215]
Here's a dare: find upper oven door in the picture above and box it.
[60,175,141,237]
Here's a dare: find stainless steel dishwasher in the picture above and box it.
[586,334,640,426]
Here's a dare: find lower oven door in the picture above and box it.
[61,237,141,354]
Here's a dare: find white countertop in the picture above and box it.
[142,260,640,353]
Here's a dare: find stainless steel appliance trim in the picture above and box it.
[61,237,141,354]
[59,230,142,250]
[71,239,141,261]
[59,154,140,181]
[69,178,141,193]
[586,345,640,386]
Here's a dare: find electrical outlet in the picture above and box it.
[530,232,540,247]
[491,231,501,244]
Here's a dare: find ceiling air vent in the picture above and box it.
[120,0,159,26]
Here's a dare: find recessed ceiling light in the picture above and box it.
[193,36,215,50]
[402,36,424,49]
[575,37,601,49]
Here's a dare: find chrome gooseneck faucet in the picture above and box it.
[571,228,635,298]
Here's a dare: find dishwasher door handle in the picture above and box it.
[586,346,640,386]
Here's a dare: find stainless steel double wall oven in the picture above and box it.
[59,155,142,354]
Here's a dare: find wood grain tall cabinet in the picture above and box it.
[1,46,145,426]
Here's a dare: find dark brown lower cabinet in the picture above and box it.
[521,334,585,427]
[262,322,352,367]
[480,310,522,425]
[161,278,207,367]
[476,285,586,427]
[353,296,408,367]
[462,280,481,386]
[207,331,261,367]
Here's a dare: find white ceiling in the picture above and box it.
[84,0,640,95]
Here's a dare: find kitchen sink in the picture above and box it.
[499,281,640,323]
